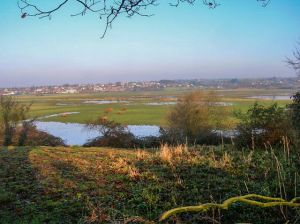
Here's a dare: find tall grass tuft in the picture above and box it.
[158,144,189,164]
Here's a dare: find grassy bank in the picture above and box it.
[0,146,299,223]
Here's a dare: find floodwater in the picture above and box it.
[247,95,291,100]
[143,102,233,106]
[83,100,129,104]
[144,102,177,106]
[35,121,160,146]
[37,112,80,119]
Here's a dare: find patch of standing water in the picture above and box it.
[246,95,291,100]
[214,102,234,106]
[143,102,233,106]
[83,100,129,104]
[35,121,160,146]
[56,103,76,106]
[144,102,177,106]
[37,112,80,120]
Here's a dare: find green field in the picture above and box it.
[17,88,295,126]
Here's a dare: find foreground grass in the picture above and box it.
[0,146,299,223]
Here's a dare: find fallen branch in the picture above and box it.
[160,194,300,221]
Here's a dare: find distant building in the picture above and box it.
[62,89,78,94]
[2,91,16,96]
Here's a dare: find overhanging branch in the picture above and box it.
[18,0,272,38]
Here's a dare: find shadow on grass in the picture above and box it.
[0,147,90,223]
[0,147,44,223]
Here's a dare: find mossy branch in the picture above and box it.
[160,194,300,221]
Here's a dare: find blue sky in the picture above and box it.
[0,0,300,87]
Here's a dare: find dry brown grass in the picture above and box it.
[136,149,148,160]
[111,157,141,180]
[158,144,190,164]
[104,107,114,114]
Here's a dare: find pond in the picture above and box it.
[35,121,160,146]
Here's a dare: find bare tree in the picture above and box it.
[165,91,232,144]
[18,0,271,38]
[287,41,300,76]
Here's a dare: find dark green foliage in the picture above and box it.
[0,96,65,147]
[24,128,66,146]
[159,127,230,146]
[18,120,34,146]
[84,119,137,148]
[134,136,161,148]
[236,102,292,148]
[288,92,300,132]
[0,96,31,146]
[84,118,164,148]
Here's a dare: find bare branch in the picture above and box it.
[18,0,272,38]
[257,0,271,7]
[286,41,300,76]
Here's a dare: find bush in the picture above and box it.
[25,128,66,146]
[84,132,136,148]
[84,119,137,148]
[287,91,300,133]
[134,136,161,148]
[0,96,65,147]
[0,96,31,146]
[84,118,164,148]
[12,124,66,146]
[236,102,292,148]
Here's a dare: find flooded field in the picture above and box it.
[83,100,130,104]
[35,121,160,145]
[246,95,291,100]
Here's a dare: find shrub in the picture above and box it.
[236,102,292,148]
[287,92,300,134]
[134,136,161,148]
[0,96,31,146]
[159,126,229,145]
[84,119,137,148]
[104,107,113,114]
[15,124,66,146]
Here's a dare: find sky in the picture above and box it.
[0,0,300,87]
